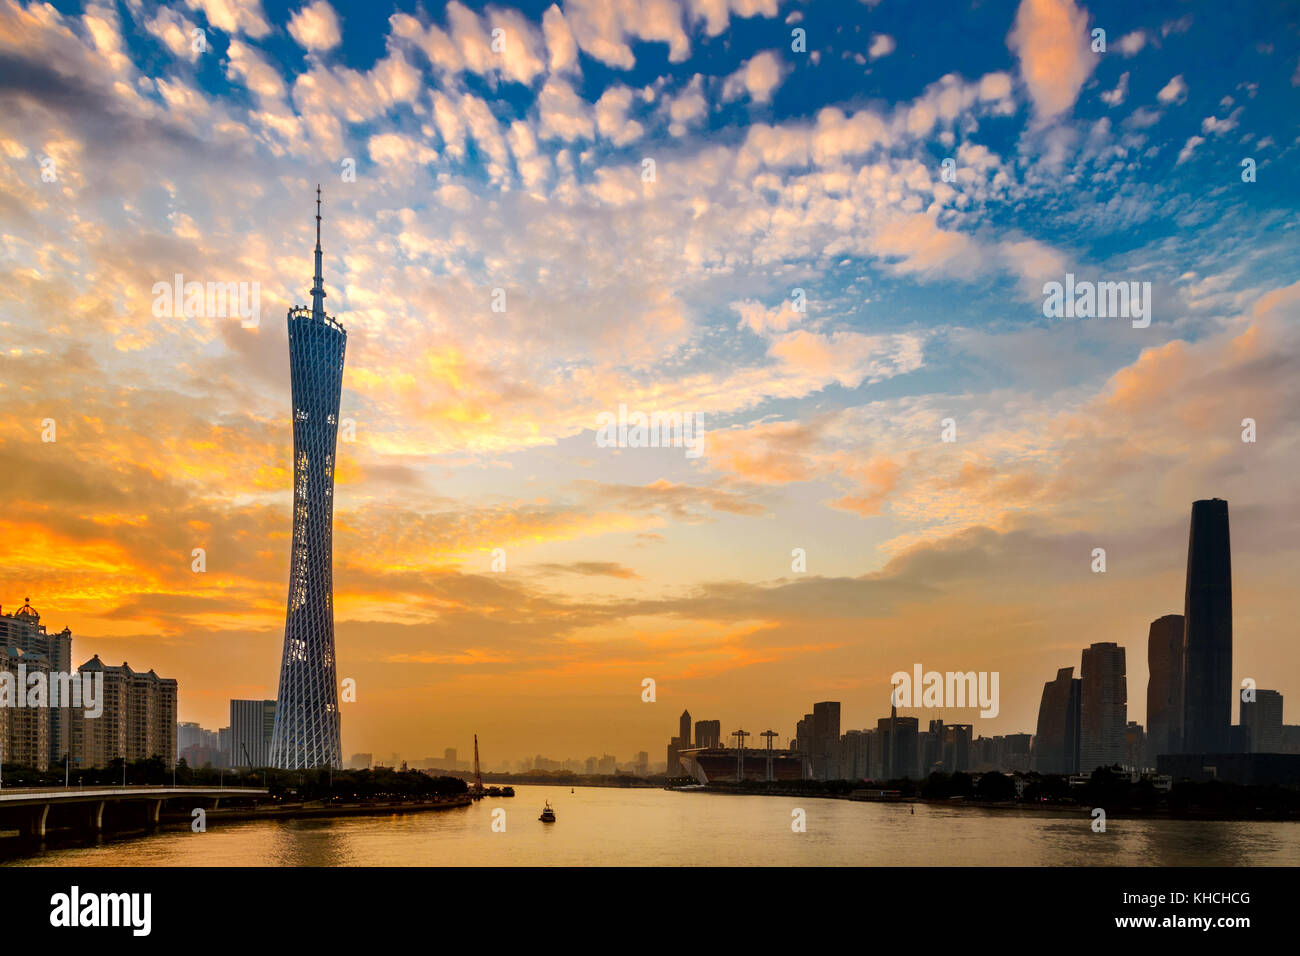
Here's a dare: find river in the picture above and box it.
[4,785,1295,866]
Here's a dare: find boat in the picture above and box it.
[501,786,515,797]
[486,785,503,796]
[539,800,556,822]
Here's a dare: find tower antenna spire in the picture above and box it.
[311,184,327,317]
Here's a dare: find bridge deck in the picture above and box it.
[0,787,267,807]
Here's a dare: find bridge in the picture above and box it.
[0,786,269,839]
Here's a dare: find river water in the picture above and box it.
[5,785,1295,866]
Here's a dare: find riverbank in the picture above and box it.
[167,795,474,826]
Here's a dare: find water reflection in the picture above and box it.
[3,787,1294,867]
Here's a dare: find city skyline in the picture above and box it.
[1,0,1298,765]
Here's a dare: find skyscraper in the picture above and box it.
[1034,666,1081,775]
[1182,498,1232,754]
[1079,642,1127,772]
[231,699,277,767]
[270,188,347,770]
[812,701,842,779]
[679,709,692,749]
[1145,614,1184,764]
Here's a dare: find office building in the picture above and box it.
[1182,499,1232,753]
[1145,614,1184,764]
[1034,666,1081,774]
[231,699,277,768]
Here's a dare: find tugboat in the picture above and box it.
[501,786,515,797]
[539,800,556,823]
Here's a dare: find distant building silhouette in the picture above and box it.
[1145,614,1184,766]
[795,712,813,777]
[694,718,720,749]
[1182,498,1232,753]
[942,723,973,773]
[840,729,870,779]
[876,705,918,779]
[1123,721,1145,771]
[811,701,841,779]
[1080,642,1127,771]
[667,736,683,776]
[679,709,692,749]
[1034,667,1081,774]
[1241,690,1284,753]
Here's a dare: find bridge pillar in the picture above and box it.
[210,797,220,810]
[89,800,105,832]
[145,799,162,828]
[24,804,50,840]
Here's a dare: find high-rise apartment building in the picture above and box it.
[0,645,51,770]
[1079,642,1127,772]
[812,701,841,780]
[69,655,177,769]
[0,598,72,765]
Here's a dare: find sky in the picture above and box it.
[0,0,1298,767]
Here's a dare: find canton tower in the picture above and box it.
[270,187,347,769]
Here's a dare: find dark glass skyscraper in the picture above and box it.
[1145,614,1183,763]
[1181,498,1232,754]
[1034,666,1080,774]
[270,188,347,770]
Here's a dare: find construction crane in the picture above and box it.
[472,734,484,796]
[760,730,779,782]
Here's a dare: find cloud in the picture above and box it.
[1157,74,1188,105]
[868,34,896,60]
[563,0,691,69]
[722,50,785,104]
[1006,0,1096,121]
[1100,71,1128,107]
[594,85,644,145]
[537,76,595,140]
[1176,134,1204,165]
[186,0,271,38]
[288,0,341,52]
[1118,30,1147,56]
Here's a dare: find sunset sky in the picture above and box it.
[1,0,1298,766]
